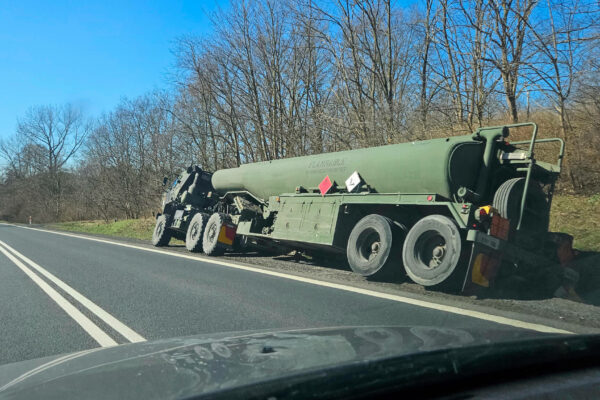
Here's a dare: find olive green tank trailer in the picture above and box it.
[153,122,568,292]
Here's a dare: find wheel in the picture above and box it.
[402,215,462,286]
[185,213,209,252]
[346,214,404,279]
[152,214,172,246]
[202,213,229,256]
[493,177,548,234]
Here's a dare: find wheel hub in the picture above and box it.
[208,224,217,241]
[430,245,446,267]
[368,242,381,260]
[416,232,447,269]
[191,223,199,239]
[356,228,382,262]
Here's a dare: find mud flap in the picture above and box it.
[461,242,503,295]
[461,214,510,294]
[217,223,237,248]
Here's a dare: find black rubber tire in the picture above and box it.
[346,214,403,278]
[152,214,172,247]
[402,215,462,286]
[492,177,548,234]
[202,213,229,256]
[185,213,209,252]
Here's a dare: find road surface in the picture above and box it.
[0,223,580,365]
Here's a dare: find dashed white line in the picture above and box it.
[3,224,574,334]
[0,239,146,343]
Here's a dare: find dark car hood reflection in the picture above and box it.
[0,325,546,399]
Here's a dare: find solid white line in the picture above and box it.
[0,243,117,347]
[0,239,146,343]
[5,224,574,334]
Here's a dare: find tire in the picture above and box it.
[493,177,548,234]
[202,213,229,256]
[152,214,172,247]
[185,213,209,252]
[402,215,462,287]
[346,214,404,279]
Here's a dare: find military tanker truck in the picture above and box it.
[152,165,216,249]
[153,122,567,291]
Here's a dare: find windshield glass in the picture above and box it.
[0,0,599,398]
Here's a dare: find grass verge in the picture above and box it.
[48,218,157,241]
[550,194,600,252]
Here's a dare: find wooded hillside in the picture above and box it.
[1,0,599,223]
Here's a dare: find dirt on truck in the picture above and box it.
[152,122,598,303]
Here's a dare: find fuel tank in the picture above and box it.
[212,135,485,202]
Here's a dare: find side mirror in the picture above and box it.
[162,177,168,186]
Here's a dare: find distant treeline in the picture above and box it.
[1,0,599,223]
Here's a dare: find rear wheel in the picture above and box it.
[402,215,462,287]
[186,213,209,252]
[346,214,404,279]
[202,213,229,256]
[152,214,172,247]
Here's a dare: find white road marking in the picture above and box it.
[4,224,574,334]
[0,242,117,347]
[0,239,146,343]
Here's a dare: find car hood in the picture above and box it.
[0,325,548,399]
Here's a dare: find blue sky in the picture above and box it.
[0,0,224,139]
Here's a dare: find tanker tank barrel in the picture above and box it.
[212,134,488,203]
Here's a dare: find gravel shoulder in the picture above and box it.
[30,224,600,334]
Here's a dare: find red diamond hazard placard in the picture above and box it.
[318,176,333,196]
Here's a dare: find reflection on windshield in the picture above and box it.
[1,3,599,400]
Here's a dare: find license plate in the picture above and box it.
[477,233,500,250]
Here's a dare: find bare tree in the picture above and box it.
[526,0,600,188]
[417,0,437,133]
[486,0,536,123]
[15,104,89,218]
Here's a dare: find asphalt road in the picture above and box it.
[0,223,571,366]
